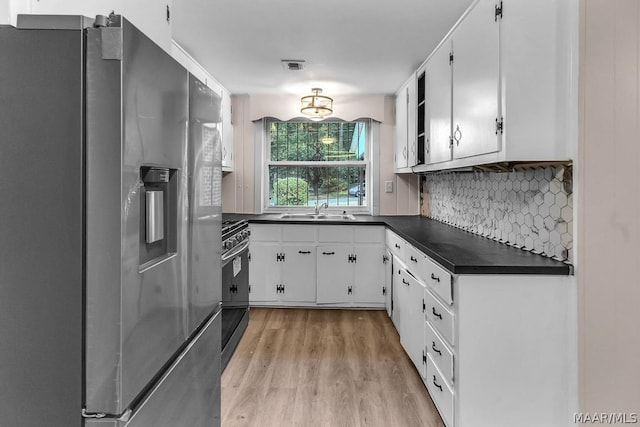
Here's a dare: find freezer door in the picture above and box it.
[86,310,221,427]
[187,74,223,333]
[85,17,191,415]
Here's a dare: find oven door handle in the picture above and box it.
[221,240,250,262]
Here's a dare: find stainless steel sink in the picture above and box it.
[278,213,357,221]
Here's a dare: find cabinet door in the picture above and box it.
[395,83,409,170]
[316,246,352,304]
[281,245,317,302]
[452,0,500,159]
[391,262,405,332]
[353,245,386,304]
[221,90,234,171]
[406,75,418,167]
[398,269,426,377]
[427,40,453,164]
[248,243,279,302]
[384,250,393,317]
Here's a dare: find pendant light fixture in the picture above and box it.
[300,88,333,118]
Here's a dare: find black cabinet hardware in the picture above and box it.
[298,250,311,254]
[410,256,417,263]
[395,243,400,249]
[322,251,335,255]
[431,273,440,282]
[347,286,353,295]
[432,341,442,356]
[432,307,442,319]
[402,278,409,285]
[432,375,443,392]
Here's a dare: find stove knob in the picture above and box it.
[242,230,250,239]
[236,234,244,242]
[223,240,232,250]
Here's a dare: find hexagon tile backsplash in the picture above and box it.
[423,166,573,263]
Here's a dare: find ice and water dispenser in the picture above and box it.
[139,166,178,269]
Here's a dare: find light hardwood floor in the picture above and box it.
[222,308,445,427]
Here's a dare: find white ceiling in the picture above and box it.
[172,0,473,96]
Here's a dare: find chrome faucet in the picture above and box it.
[314,202,329,215]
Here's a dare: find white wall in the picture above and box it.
[578,0,640,417]
[222,94,419,215]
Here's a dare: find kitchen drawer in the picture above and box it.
[386,229,405,259]
[425,258,453,305]
[405,243,428,283]
[282,224,317,242]
[318,226,354,243]
[354,226,384,243]
[426,320,454,385]
[425,288,455,346]
[426,353,454,427]
[249,224,280,242]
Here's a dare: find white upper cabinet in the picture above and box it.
[221,90,234,171]
[414,0,576,171]
[425,41,454,165]
[395,74,418,172]
[395,79,409,170]
[451,0,500,160]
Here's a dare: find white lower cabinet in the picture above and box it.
[280,245,317,302]
[249,224,385,307]
[316,245,352,304]
[426,353,455,427]
[248,242,279,302]
[394,264,426,377]
[386,229,575,427]
[248,242,315,303]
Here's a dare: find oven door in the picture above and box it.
[221,241,249,351]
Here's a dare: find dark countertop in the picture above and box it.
[223,213,572,276]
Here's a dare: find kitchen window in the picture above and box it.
[265,119,369,210]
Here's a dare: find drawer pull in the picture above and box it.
[410,256,418,263]
[432,307,442,320]
[432,375,443,392]
[298,250,311,254]
[432,341,442,356]
[402,278,410,285]
[431,273,440,282]
[322,251,335,255]
[395,243,400,249]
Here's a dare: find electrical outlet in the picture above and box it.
[385,181,393,193]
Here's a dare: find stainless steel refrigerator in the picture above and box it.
[0,14,222,426]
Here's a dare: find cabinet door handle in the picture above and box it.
[431,273,440,282]
[322,251,335,255]
[432,341,442,356]
[402,278,409,285]
[410,256,417,263]
[432,375,443,392]
[432,307,442,320]
[453,125,462,145]
[298,250,311,254]
[395,243,400,249]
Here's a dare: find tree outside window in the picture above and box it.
[267,120,367,208]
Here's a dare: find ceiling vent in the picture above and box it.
[281,60,305,71]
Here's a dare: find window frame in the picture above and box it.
[262,118,372,214]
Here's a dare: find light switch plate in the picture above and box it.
[385,181,393,193]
